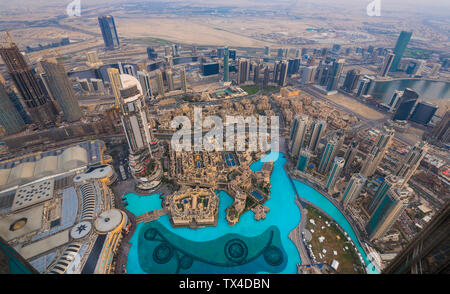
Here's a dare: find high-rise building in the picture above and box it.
[0,83,25,135]
[318,133,344,174]
[378,51,395,77]
[308,119,327,152]
[296,149,312,172]
[164,46,171,57]
[118,74,161,191]
[385,90,404,112]
[228,49,236,60]
[365,186,411,240]
[393,88,419,121]
[40,57,82,122]
[300,66,317,84]
[98,15,120,50]
[0,42,56,126]
[156,70,165,97]
[409,102,438,125]
[390,31,412,72]
[180,66,187,93]
[342,173,366,207]
[431,111,450,144]
[123,64,136,77]
[278,60,289,87]
[263,66,270,87]
[361,125,395,177]
[137,70,152,98]
[264,46,270,56]
[356,77,371,97]
[223,47,230,83]
[165,69,174,91]
[172,44,179,57]
[237,58,250,85]
[342,69,360,92]
[383,201,450,274]
[90,78,105,93]
[326,58,345,91]
[326,157,345,191]
[253,62,261,85]
[343,141,359,170]
[107,68,123,106]
[146,47,157,59]
[85,51,102,68]
[290,115,310,158]
[287,58,301,75]
[395,141,429,187]
[368,174,404,214]
[119,74,152,154]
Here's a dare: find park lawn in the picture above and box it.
[305,205,365,274]
[240,85,259,95]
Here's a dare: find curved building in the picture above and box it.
[119,74,162,191]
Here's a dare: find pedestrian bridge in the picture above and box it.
[136,208,168,223]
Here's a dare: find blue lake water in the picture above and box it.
[125,152,378,274]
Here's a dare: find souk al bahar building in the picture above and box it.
[118,74,162,192]
[165,186,219,228]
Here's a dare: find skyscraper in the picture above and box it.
[318,133,344,174]
[290,115,309,158]
[361,125,395,177]
[264,46,270,56]
[98,15,120,50]
[394,141,429,187]
[383,201,450,274]
[118,74,161,191]
[326,157,345,191]
[278,60,289,87]
[343,140,359,170]
[390,31,412,72]
[253,62,261,85]
[342,173,366,207]
[165,69,174,91]
[368,174,403,214]
[0,42,56,126]
[0,83,25,135]
[409,102,438,125]
[308,119,327,152]
[40,57,83,122]
[123,64,136,77]
[300,66,317,84]
[263,66,270,87]
[356,77,371,97]
[137,70,152,98]
[237,58,250,85]
[431,111,450,144]
[156,70,165,97]
[326,58,345,91]
[378,51,395,77]
[365,186,412,241]
[180,66,187,93]
[393,88,419,121]
[223,47,229,83]
[342,69,360,92]
[107,68,123,106]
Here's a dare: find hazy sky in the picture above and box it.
[0,0,449,18]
